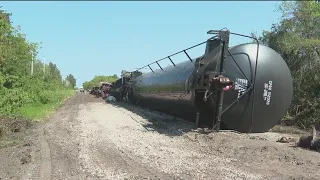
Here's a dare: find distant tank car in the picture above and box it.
[110,76,132,102]
[90,86,100,96]
[100,82,112,99]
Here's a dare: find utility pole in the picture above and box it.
[61,74,64,85]
[31,60,34,75]
[31,51,34,75]
[43,57,46,75]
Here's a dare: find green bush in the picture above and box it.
[259,1,320,129]
[0,8,76,119]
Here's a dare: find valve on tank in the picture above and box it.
[203,75,233,102]
[211,75,233,91]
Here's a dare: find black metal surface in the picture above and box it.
[126,30,293,133]
[213,30,230,132]
[110,77,131,102]
[220,43,293,132]
[110,78,122,100]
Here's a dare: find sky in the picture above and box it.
[1,1,282,87]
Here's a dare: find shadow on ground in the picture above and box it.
[110,101,196,137]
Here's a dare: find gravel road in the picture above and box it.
[1,93,320,180]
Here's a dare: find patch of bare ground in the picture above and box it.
[0,116,38,180]
[0,116,33,146]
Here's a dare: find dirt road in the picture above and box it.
[1,94,320,180]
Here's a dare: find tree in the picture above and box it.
[0,7,77,115]
[48,62,62,82]
[121,70,142,78]
[66,74,76,88]
[132,71,142,78]
[121,70,131,77]
[259,1,320,128]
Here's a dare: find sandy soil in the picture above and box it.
[0,93,319,180]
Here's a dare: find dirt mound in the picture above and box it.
[0,116,33,140]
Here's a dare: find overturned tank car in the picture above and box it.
[123,29,293,133]
[90,86,100,96]
[100,82,112,99]
[110,76,131,102]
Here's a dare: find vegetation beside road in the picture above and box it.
[82,75,119,90]
[18,89,75,120]
[0,7,77,138]
[257,1,320,129]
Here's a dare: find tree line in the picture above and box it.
[258,1,320,128]
[82,75,119,90]
[0,7,76,116]
[82,70,143,90]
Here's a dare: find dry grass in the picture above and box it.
[270,125,308,135]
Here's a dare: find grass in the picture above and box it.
[0,89,75,142]
[18,89,75,120]
[0,89,75,148]
[19,104,59,120]
[270,125,308,135]
[0,140,19,148]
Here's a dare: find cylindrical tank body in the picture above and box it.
[130,43,293,133]
[131,60,196,121]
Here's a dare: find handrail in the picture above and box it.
[130,39,214,74]
[129,27,231,75]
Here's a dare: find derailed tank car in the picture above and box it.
[110,76,132,102]
[124,29,293,133]
[90,86,100,96]
[100,82,112,99]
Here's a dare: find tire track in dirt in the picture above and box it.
[45,94,88,180]
[39,128,52,180]
[78,103,176,179]
[22,128,52,180]
[17,124,52,180]
[22,94,87,180]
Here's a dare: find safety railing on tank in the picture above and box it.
[129,27,247,75]
[129,40,207,74]
[129,31,234,75]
